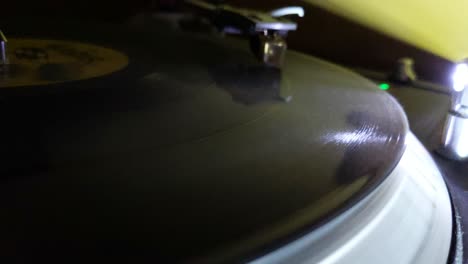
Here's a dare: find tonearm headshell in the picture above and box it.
[186,0,304,68]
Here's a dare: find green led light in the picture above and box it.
[379,83,390,90]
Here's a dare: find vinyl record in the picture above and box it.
[0,17,409,262]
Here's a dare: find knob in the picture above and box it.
[389,57,417,84]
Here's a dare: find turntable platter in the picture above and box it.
[0,18,408,262]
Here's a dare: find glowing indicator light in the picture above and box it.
[452,63,468,92]
[379,83,390,90]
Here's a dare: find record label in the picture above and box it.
[0,38,128,88]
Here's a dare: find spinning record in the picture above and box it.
[0,17,409,262]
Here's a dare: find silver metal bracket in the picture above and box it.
[0,30,7,64]
[439,61,468,159]
[0,30,8,75]
[439,109,468,160]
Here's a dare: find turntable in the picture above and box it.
[0,1,458,264]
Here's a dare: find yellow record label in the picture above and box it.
[0,38,129,88]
